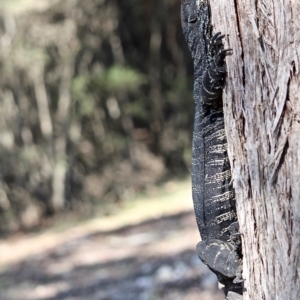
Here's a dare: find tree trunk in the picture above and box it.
[210,1,300,299]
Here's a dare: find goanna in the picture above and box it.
[180,0,243,298]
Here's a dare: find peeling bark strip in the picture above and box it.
[210,0,300,299]
[181,1,243,299]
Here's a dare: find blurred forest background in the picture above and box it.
[0,2,224,299]
[0,0,195,234]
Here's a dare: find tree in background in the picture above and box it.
[0,0,193,233]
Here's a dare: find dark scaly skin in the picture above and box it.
[182,0,235,243]
[181,0,243,298]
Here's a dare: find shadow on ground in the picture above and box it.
[0,211,224,300]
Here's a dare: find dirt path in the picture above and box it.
[0,181,224,300]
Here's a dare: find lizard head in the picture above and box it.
[180,0,211,59]
[181,0,198,25]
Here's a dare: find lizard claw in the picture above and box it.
[211,32,226,46]
[233,277,245,284]
[210,32,228,57]
[230,232,243,238]
[220,48,233,55]
[216,48,232,61]
[216,66,227,74]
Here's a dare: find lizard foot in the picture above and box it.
[199,31,232,105]
[196,239,242,281]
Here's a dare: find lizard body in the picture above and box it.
[181,0,243,298]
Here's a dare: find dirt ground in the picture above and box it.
[0,181,224,300]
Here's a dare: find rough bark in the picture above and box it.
[210,0,300,299]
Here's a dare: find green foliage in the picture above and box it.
[71,76,88,99]
[71,76,95,116]
[106,133,128,153]
[72,66,146,117]
[105,65,146,92]
[91,65,146,94]
[124,101,149,121]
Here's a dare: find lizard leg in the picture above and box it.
[201,33,231,106]
[196,239,242,282]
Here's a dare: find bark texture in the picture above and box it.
[210,1,300,299]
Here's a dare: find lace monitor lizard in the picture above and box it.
[181,0,243,298]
